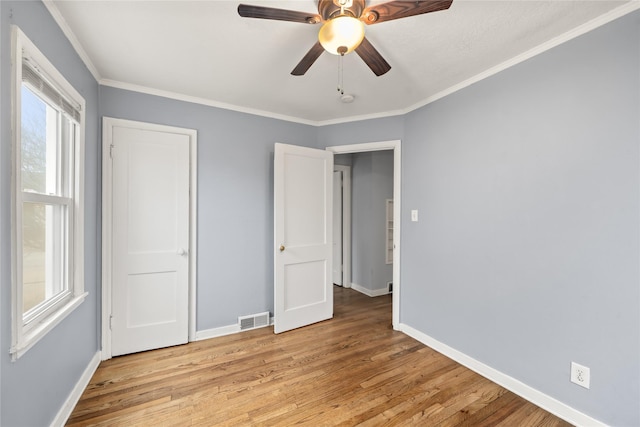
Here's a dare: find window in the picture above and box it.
[10,27,86,360]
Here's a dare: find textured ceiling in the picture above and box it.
[49,0,634,124]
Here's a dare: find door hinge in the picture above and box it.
[109,144,114,159]
[109,315,113,330]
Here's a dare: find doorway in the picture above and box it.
[333,164,351,288]
[101,118,198,359]
[326,141,401,330]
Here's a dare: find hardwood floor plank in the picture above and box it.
[67,287,572,426]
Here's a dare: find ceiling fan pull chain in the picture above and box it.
[341,55,344,95]
[337,54,341,94]
[337,54,345,95]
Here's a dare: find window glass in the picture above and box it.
[22,202,68,315]
[22,86,50,194]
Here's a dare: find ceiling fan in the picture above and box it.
[238,0,453,76]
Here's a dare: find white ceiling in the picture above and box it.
[49,0,633,125]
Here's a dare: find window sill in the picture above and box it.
[10,292,88,361]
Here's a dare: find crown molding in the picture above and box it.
[99,79,318,126]
[314,108,406,127]
[42,0,101,82]
[403,1,640,115]
[47,0,640,127]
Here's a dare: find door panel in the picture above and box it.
[274,143,333,334]
[283,153,327,245]
[284,260,327,309]
[126,271,177,326]
[111,126,190,356]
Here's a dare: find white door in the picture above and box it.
[111,125,190,356]
[274,143,333,334]
[332,170,343,285]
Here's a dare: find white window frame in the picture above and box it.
[10,26,86,360]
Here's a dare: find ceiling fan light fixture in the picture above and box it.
[318,16,365,55]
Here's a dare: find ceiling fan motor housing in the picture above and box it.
[319,0,365,20]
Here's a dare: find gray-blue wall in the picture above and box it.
[320,10,640,427]
[99,87,317,331]
[401,12,640,426]
[0,2,100,426]
[404,11,640,426]
[317,115,405,147]
[351,151,393,292]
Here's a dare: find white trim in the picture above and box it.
[195,324,241,341]
[10,27,22,356]
[402,2,640,116]
[50,351,101,427]
[41,0,101,82]
[11,293,87,360]
[315,110,406,127]
[399,323,608,427]
[99,79,409,127]
[100,79,318,127]
[11,25,86,360]
[188,126,198,342]
[100,122,113,359]
[326,140,401,330]
[47,3,638,127]
[101,117,198,360]
[334,165,351,289]
[195,317,275,341]
[350,282,390,298]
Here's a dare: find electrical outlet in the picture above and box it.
[571,362,590,389]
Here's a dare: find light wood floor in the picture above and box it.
[68,287,572,426]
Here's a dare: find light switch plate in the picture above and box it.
[411,210,418,222]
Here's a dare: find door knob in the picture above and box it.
[279,244,285,252]
[177,248,187,256]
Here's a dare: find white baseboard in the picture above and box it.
[351,282,391,297]
[195,317,274,341]
[195,323,239,341]
[399,324,607,427]
[51,351,101,427]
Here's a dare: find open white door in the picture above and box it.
[110,124,190,356]
[274,143,333,334]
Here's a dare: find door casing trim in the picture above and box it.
[101,117,198,360]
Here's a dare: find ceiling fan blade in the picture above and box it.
[291,42,325,76]
[361,0,453,25]
[355,37,391,76]
[238,4,321,24]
